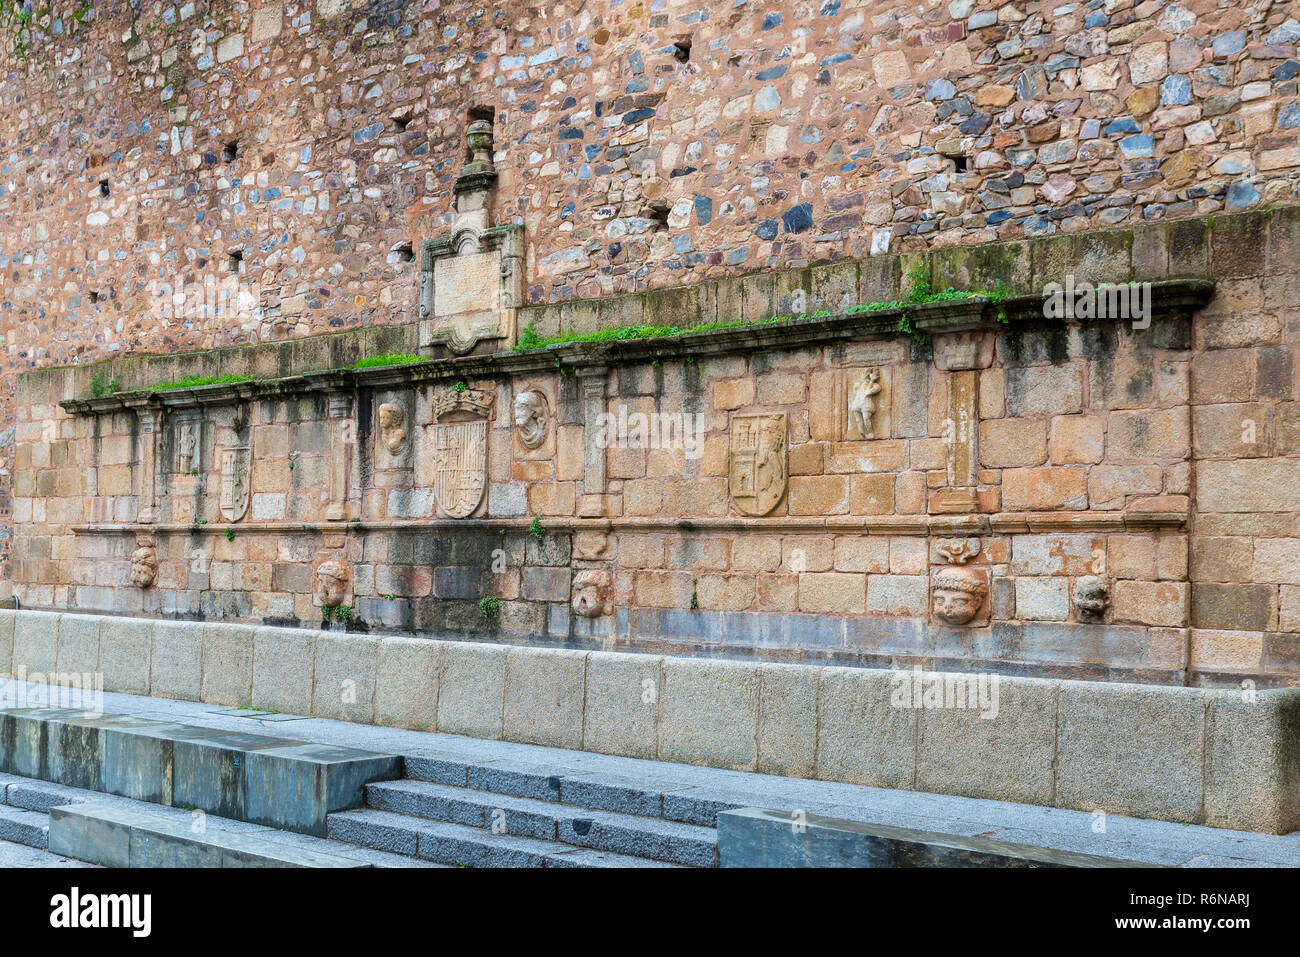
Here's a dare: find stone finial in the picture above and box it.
[454,114,497,203]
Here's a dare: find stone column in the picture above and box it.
[135,406,162,524]
[326,392,355,521]
[577,366,608,517]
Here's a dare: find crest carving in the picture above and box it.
[729,412,787,516]
[218,446,251,522]
[430,387,493,518]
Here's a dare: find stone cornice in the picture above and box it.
[68,509,1185,537]
[58,278,1212,417]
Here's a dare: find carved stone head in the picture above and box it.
[513,390,549,449]
[314,559,353,608]
[571,570,613,618]
[130,545,158,589]
[1074,575,1110,620]
[931,566,988,627]
[378,402,407,455]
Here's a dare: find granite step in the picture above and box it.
[0,771,441,868]
[403,753,741,826]
[366,778,718,866]
[51,803,376,868]
[0,708,402,836]
[0,804,50,849]
[328,808,681,868]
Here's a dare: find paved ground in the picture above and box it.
[4,681,1300,867]
[0,838,92,867]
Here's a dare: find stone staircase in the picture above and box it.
[0,770,440,867]
[328,759,720,867]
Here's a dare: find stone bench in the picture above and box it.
[2,608,1297,834]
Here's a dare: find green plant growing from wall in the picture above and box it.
[353,354,424,370]
[148,374,253,391]
[224,529,235,541]
[90,372,121,398]
[478,596,500,624]
[528,516,545,542]
[452,380,468,393]
[332,604,353,623]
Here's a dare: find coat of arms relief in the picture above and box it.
[428,387,494,518]
[728,412,787,516]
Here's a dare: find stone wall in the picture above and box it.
[11,205,1300,687]
[7,0,1300,553]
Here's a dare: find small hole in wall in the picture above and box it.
[391,111,411,133]
[89,290,99,304]
[222,141,238,163]
[228,249,244,273]
[953,155,969,173]
[672,37,692,62]
[647,201,670,232]
[391,242,414,264]
[99,179,110,197]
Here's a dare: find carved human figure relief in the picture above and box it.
[177,422,199,474]
[512,389,549,450]
[847,369,882,439]
[571,569,613,618]
[130,544,158,589]
[378,402,408,455]
[314,559,353,608]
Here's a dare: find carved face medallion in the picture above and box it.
[130,546,158,589]
[571,570,613,618]
[378,402,408,455]
[1074,575,1109,620]
[314,559,353,608]
[931,566,988,627]
[512,390,548,450]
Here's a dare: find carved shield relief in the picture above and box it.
[433,420,488,518]
[219,446,251,522]
[729,412,787,516]
[430,387,493,518]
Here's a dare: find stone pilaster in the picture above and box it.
[577,366,609,517]
[135,406,162,524]
[326,392,355,522]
